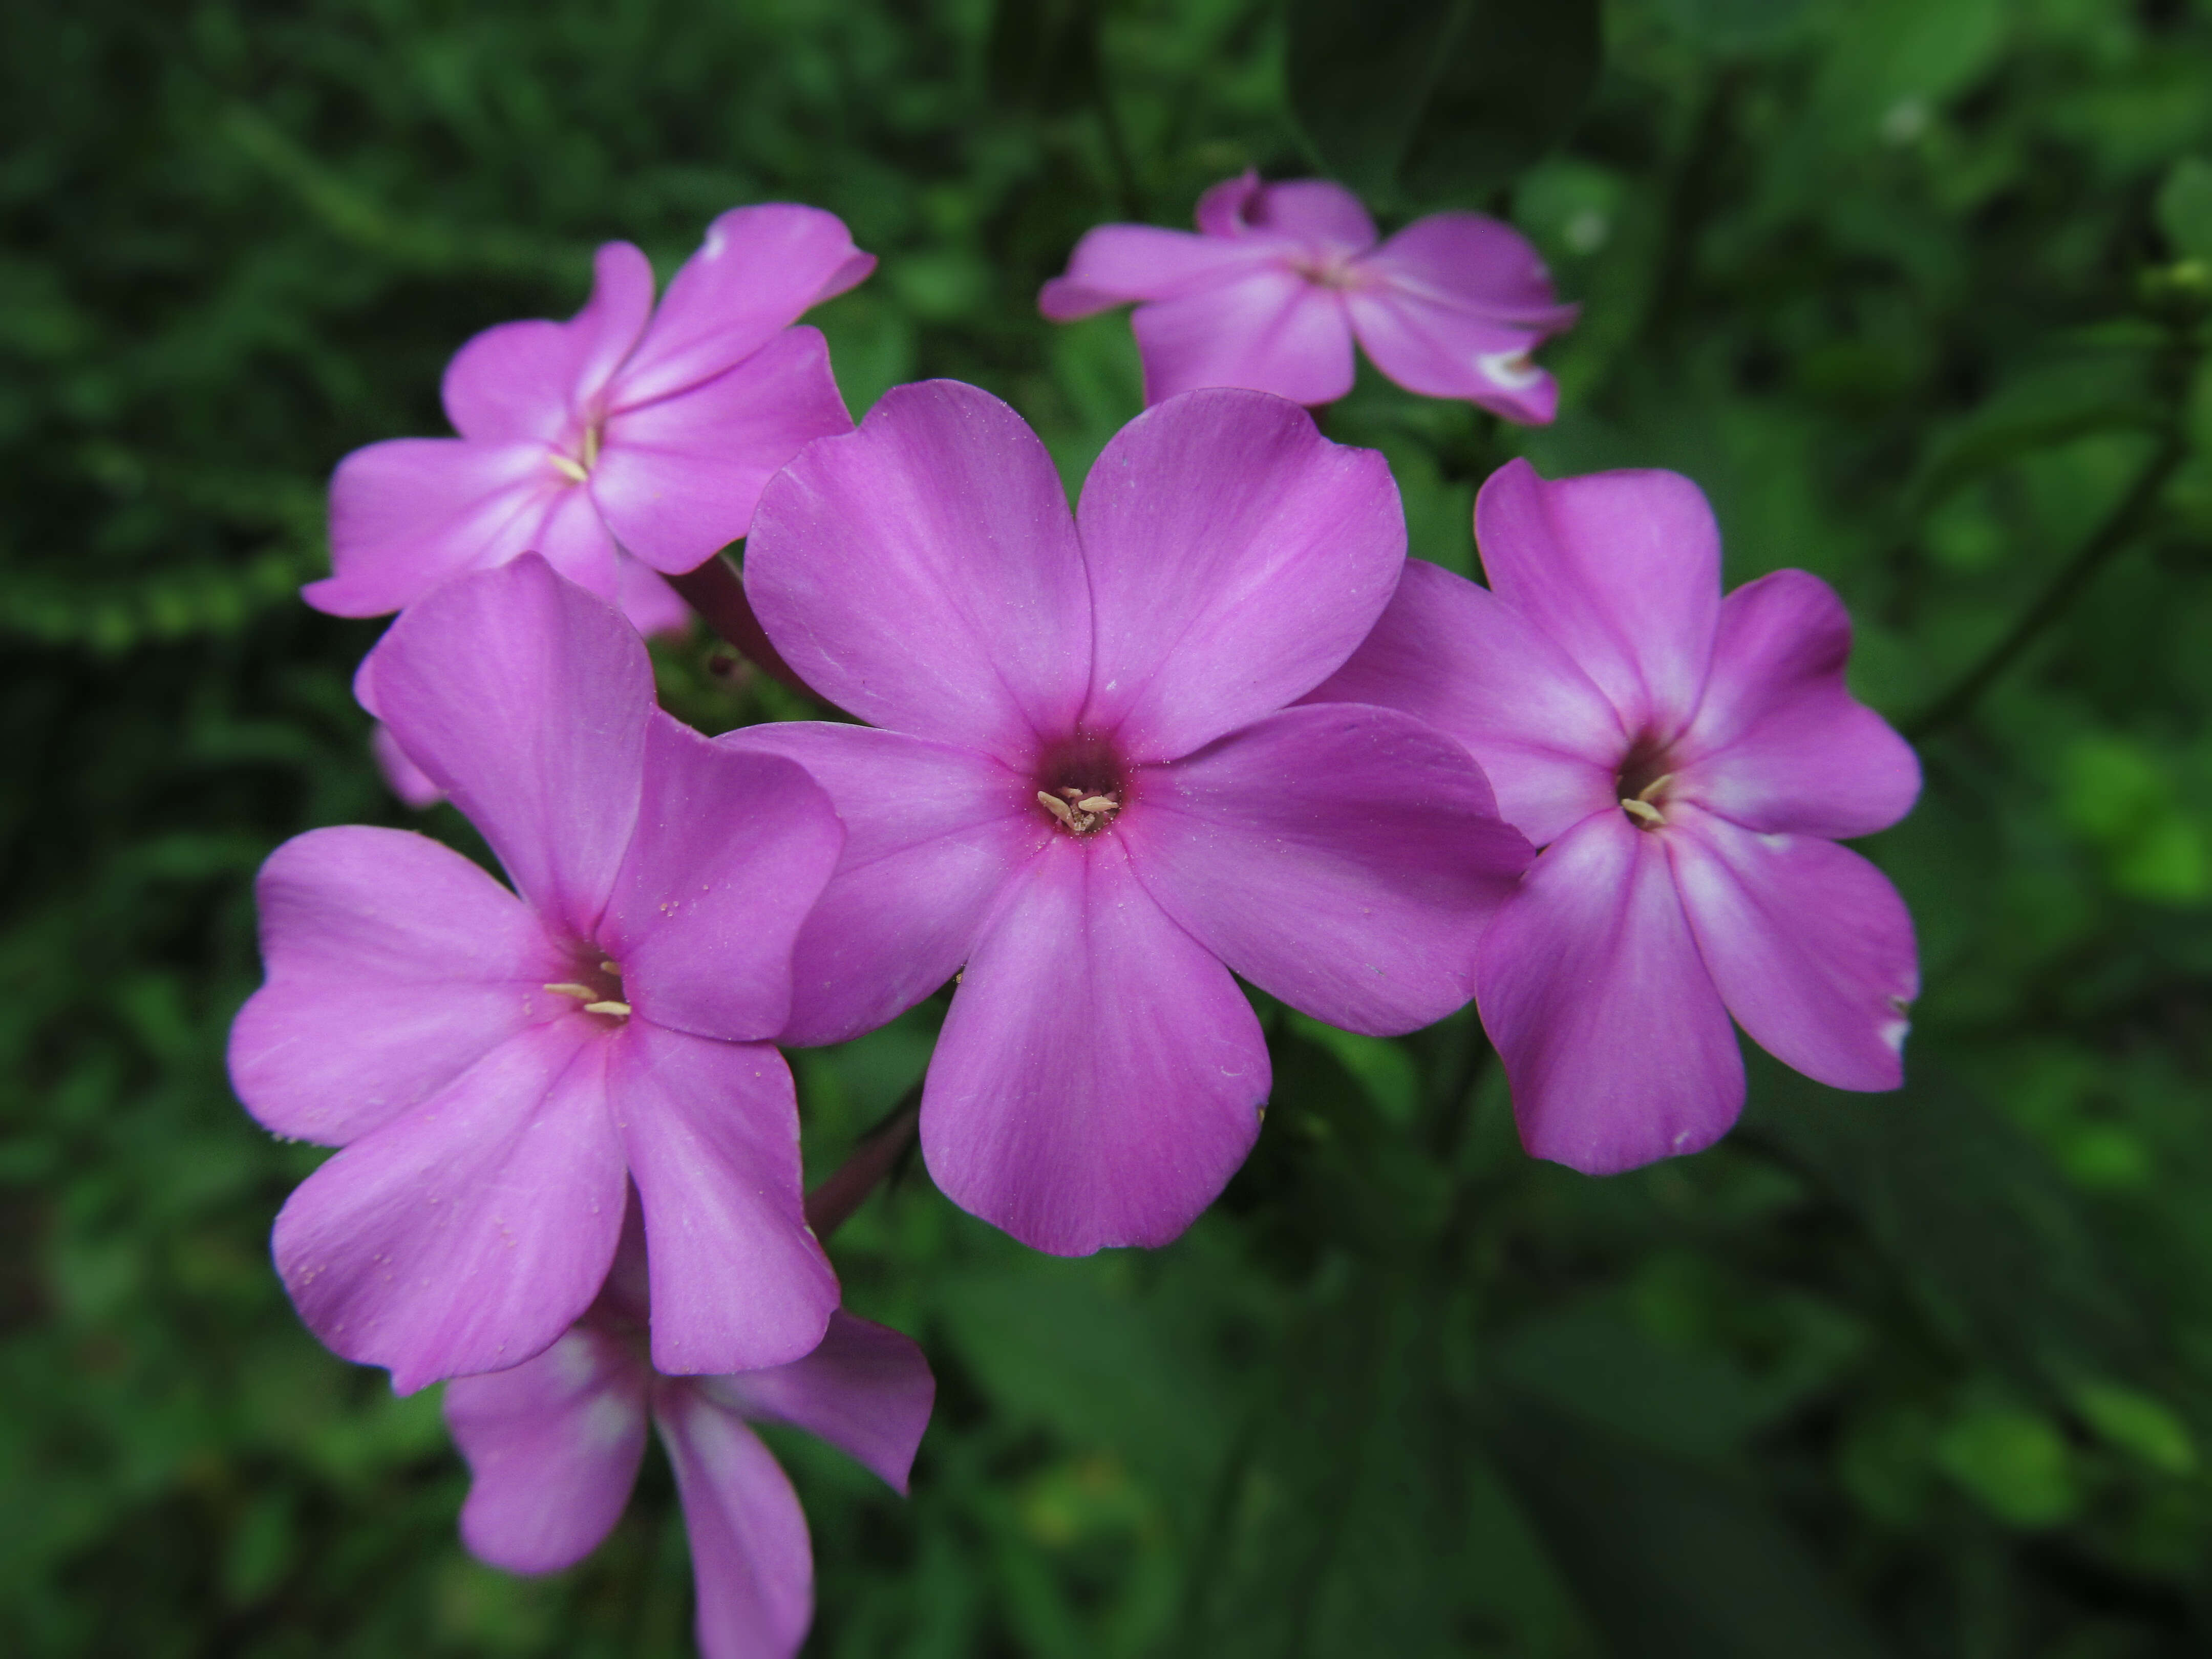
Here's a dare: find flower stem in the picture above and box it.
[1904,430,2186,743]
[804,1095,921,1239]
[666,549,822,705]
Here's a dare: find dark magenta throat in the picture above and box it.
[1033,732,1129,837]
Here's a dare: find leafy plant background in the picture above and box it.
[7,0,2212,1654]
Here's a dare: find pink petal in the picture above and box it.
[1123,704,1532,1035]
[1076,387,1403,762]
[369,723,444,809]
[1129,271,1355,406]
[613,205,874,410]
[1194,169,1265,237]
[272,1018,626,1392]
[718,722,1045,1047]
[1240,179,1379,250]
[923,835,1267,1255]
[743,380,1093,761]
[308,438,556,619]
[591,327,853,575]
[1345,291,1560,422]
[369,557,651,940]
[610,1022,837,1375]
[444,1325,650,1574]
[229,826,565,1146]
[1037,223,1281,318]
[1676,569,1922,839]
[1358,212,1576,326]
[654,1385,814,1659]
[1668,805,1917,1092]
[613,558,694,639]
[1305,558,1625,846]
[1477,810,1744,1174]
[441,242,656,442]
[1473,459,1721,739]
[529,482,622,604]
[601,713,843,1044]
[704,1309,935,1494]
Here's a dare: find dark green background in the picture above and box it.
[7,0,2212,1653]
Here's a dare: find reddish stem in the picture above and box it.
[666,550,821,704]
[804,1104,920,1239]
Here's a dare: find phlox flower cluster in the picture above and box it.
[230,175,1918,1656]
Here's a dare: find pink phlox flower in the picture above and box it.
[306,204,874,626]
[444,1207,933,1659]
[229,556,847,1392]
[1311,459,1922,1173]
[721,380,1534,1256]
[1039,169,1577,420]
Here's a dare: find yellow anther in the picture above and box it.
[1636,773,1674,803]
[599,960,621,976]
[550,453,589,484]
[544,982,597,999]
[581,424,602,470]
[1621,798,1665,827]
[1038,791,1079,826]
[1075,795,1118,813]
[582,999,631,1017]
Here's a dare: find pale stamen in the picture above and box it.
[544,982,597,998]
[1621,798,1665,827]
[1037,787,1121,836]
[582,999,632,1017]
[549,453,589,484]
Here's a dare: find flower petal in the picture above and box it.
[602,713,843,1044]
[654,1385,814,1659]
[1193,169,1264,237]
[529,479,621,603]
[307,438,555,619]
[1077,387,1403,762]
[592,327,853,574]
[1037,224,1281,318]
[1129,271,1354,406]
[1124,704,1532,1034]
[1305,557,1625,845]
[441,242,656,442]
[1239,178,1379,250]
[613,205,874,410]
[444,1325,649,1574]
[613,557,695,639]
[744,380,1093,760]
[272,1018,626,1392]
[1474,459,1721,739]
[1358,212,1576,326]
[610,1022,837,1375]
[1669,805,1917,1092]
[369,722,445,809]
[229,826,566,1146]
[1477,810,1744,1174]
[717,722,1044,1047]
[1676,569,1922,839]
[1345,291,1560,422]
[369,557,650,940]
[704,1309,935,1494]
[923,835,1267,1255]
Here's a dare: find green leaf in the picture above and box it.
[1286,1014,1420,1126]
[1934,1400,2081,1529]
[1492,1396,1897,1659]
[2155,157,2212,263]
[2072,1380,2198,1476]
[1285,0,1601,205]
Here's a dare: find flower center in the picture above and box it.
[1615,733,1677,831]
[1290,251,1363,291]
[1034,734,1128,838]
[549,421,603,485]
[545,956,630,1020]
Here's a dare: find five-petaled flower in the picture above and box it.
[1039,171,1576,420]
[1312,459,1921,1172]
[445,1206,932,1659]
[722,380,1533,1256]
[230,556,848,1391]
[307,204,873,633]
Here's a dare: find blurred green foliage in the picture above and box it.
[6,0,2212,1654]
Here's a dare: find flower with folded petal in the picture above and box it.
[1311,460,1922,1173]
[229,556,846,1391]
[721,381,1533,1256]
[1039,170,1576,420]
[445,1210,933,1659]
[306,204,873,626]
